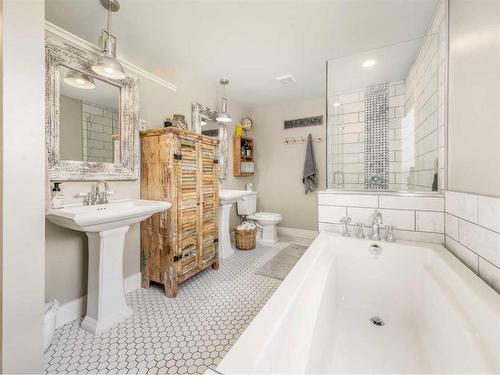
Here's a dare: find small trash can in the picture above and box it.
[44,299,59,352]
[235,223,257,250]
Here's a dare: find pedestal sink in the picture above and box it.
[218,190,251,259]
[46,199,171,335]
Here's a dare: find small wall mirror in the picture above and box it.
[46,35,139,181]
[200,119,220,138]
[192,103,228,180]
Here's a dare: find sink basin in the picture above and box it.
[219,190,252,205]
[46,199,171,232]
[47,199,171,335]
[218,190,252,259]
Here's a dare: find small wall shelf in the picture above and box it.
[233,135,255,177]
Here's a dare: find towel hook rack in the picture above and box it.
[283,136,322,145]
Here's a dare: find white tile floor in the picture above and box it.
[44,236,313,374]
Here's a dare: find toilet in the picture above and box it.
[236,192,282,244]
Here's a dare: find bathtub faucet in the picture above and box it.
[340,216,352,237]
[371,210,384,241]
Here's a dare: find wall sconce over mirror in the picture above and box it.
[192,103,228,181]
[45,34,139,181]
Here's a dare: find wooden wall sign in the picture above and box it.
[283,115,323,129]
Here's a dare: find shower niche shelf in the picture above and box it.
[233,135,254,177]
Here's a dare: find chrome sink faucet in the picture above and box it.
[371,210,384,241]
[77,180,114,205]
[95,180,111,204]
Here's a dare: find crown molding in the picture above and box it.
[45,21,177,92]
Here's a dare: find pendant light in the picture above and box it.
[63,70,96,90]
[91,0,126,80]
[216,78,232,123]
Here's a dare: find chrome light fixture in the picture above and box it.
[91,0,126,80]
[63,70,96,90]
[216,78,232,123]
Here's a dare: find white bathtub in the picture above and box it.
[217,232,500,374]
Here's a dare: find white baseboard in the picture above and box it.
[277,226,318,239]
[56,272,142,328]
[124,272,142,293]
[56,295,86,328]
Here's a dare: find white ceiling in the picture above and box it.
[330,37,424,93]
[46,0,439,107]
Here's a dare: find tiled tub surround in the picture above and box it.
[82,101,119,163]
[445,191,500,293]
[318,190,500,295]
[318,191,445,244]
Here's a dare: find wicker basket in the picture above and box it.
[234,227,257,250]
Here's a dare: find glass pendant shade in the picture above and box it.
[216,112,232,123]
[216,96,232,123]
[63,71,96,90]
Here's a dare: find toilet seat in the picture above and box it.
[248,212,282,221]
[246,211,282,244]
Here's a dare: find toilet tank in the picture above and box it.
[237,192,257,216]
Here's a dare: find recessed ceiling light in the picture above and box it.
[362,59,376,68]
[333,102,341,107]
[276,74,296,85]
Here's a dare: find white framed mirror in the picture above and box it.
[45,35,139,181]
[191,103,228,180]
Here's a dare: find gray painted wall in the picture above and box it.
[45,67,252,306]
[448,0,500,197]
[59,95,82,161]
[250,97,326,231]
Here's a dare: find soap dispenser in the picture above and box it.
[51,182,64,209]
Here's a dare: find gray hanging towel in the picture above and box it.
[303,134,318,194]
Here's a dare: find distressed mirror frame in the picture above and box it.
[191,102,228,180]
[45,35,139,181]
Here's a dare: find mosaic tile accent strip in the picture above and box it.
[44,236,313,375]
[364,83,389,190]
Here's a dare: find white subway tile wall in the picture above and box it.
[445,191,500,294]
[318,191,445,244]
[416,211,445,233]
[402,0,447,191]
[82,101,119,163]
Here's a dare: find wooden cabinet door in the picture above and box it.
[140,133,177,288]
[199,139,219,265]
[175,135,200,277]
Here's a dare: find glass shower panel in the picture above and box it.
[327,33,446,192]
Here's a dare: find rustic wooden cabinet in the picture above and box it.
[140,128,219,298]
